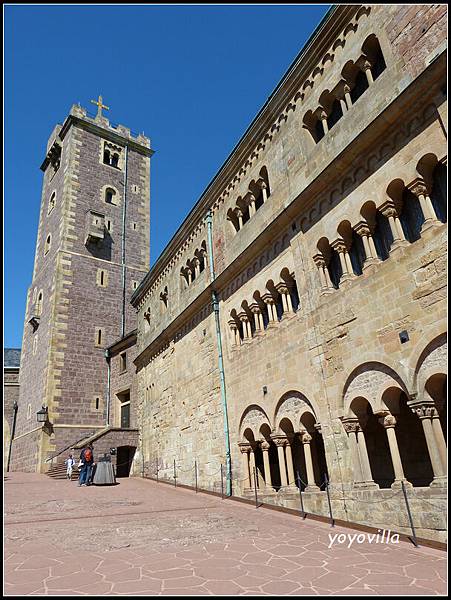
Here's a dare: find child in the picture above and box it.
[65,453,76,480]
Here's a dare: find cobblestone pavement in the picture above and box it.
[4,473,447,596]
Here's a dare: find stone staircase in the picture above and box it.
[46,462,79,481]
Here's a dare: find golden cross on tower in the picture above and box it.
[90,95,109,118]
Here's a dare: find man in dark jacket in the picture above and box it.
[78,444,94,486]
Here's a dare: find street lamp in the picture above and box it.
[36,406,48,423]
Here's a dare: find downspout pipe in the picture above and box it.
[121,145,129,338]
[105,349,111,427]
[206,210,232,496]
[7,401,18,472]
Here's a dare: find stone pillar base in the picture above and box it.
[304,485,321,493]
[390,240,410,252]
[353,480,380,489]
[421,219,442,233]
[340,274,356,284]
[363,258,381,271]
[391,479,413,489]
[430,476,447,488]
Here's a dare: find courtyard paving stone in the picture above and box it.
[4,473,447,596]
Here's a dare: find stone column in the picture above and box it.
[249,446,257,488]
[258,180,268,203]
[356,426,378,487]
[302,432,319,491]
[238,444,251,489]
[319,109,328,136]
[412,405,446,485]
[354,221,380,268]
[284,437,296,488]
[236,208,243,231]
[343,84,352,109]
[379,200,408,249]
[262,294,277,324]
[359,59,374,86]
[193,257,200,278]
[248,303,261,333]
[238,312,251,340]
[228,320,239,346]
[380,414,412,488]
[261,441,273,489]
[187,268,193,285]
[313,254,334,293]
[342,419,363,482]
[248,193,256,217]
[331,239,353,282]
[272,437,288,488]
[409,179,440,229]
[431,410,447,472]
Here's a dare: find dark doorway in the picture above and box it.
[116,445,136,477]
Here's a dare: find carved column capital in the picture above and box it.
[379,413,397,429]
[330,239,348,254]
[313,253,326,268]
[228,319,238,331]
[257,179,267,190]
[379,199,398,218]
[301,432,312,444]
[271,435,288,447]
[353,220,371,237]
[408,178,429,197]
[248,302,261,315]
[237,311,249,323]
[238,443,251,454]
[342,419,360,434]
[261,441,271,451]
[275,282,289,295]
[261,293,275,306]
[246,192,256,204]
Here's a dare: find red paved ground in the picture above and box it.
[4,473,447,596]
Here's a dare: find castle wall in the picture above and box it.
[133,5,447,541]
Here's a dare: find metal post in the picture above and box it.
[253,467,259,508]
[173,459,177,487]
[195,460,198,493]
[220,464,224,499]
[156,458,159,483]
[324,473,334,527]
[297,470,306,519]
[401,480,419,547]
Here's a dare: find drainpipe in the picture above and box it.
[105,349,111,427]
[206,210,232,496]
[7,401,18,472]
[121,145,129,338]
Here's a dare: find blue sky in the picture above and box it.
[4,4,330,348]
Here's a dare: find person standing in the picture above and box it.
[64,453,76,480]
[78,445,94,486]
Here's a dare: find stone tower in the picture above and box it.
[11,103,153,472]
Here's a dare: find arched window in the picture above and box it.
[48,192,56,214]
[327,98,343,130]
[399,189,424,243]
[430,162,447,223]
[372,211,392,261]
[362,35,386,81]
[44,235,51,255]
[103,148,111,165]
[105,188,116,204]
[328,248,342,289]
[36,291,43,316]
[350,70,369,104]
[348,231,365,276]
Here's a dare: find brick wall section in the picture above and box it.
[384,4,447,79]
